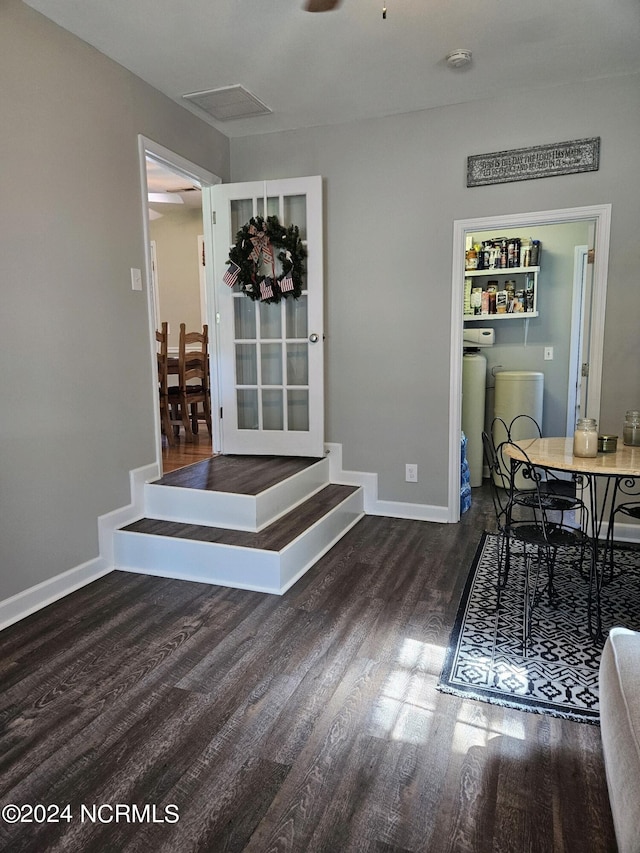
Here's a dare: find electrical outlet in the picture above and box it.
[544,346,554,361]
[405,464,418,483]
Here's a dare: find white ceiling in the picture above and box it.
[145,157,202,216]
[24,0,640,139]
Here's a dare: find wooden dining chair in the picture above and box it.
[177,323,212,439]
[156,322,182,447]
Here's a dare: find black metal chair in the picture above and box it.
[485,431,594,651]
[482,425,568,604]
[483,417,586,598]
[604,478,640,582]
[500,414,578,501]
[481,428,514,603]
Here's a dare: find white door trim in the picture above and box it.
[149,240,160,330]
[566,245,589,434]
[448,204,612,522]
[137,135,222,468]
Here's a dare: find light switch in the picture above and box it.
[130,268,143,291]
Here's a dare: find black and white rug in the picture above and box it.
[438,532,640,723]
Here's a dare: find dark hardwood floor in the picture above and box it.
[0,486,616,852]
[156,455,323,495]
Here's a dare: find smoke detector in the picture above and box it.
[446,49,472,69]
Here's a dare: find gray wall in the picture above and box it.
[150,208,205,351]
[231,72,640,507]
[0,0,229,600]
[2,0,639,608]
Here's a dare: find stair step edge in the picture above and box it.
[119,484,362,552]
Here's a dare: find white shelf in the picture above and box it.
[465,266,540,277]
[464,312,538,322]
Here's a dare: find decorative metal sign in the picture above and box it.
[467,137,600,187]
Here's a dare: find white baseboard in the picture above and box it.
[0,556,111,632]
[2,451,638,631]
[324,442,449,523]
[0,462,159,633]
[98,462,160,563]
[608,520,640,545]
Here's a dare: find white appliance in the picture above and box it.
[463,328,495,347]
[493,370,544,489]
[462,351,488,487]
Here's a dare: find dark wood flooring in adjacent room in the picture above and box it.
[0,485,616,852]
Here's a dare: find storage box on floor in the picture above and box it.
[460,432,472,514]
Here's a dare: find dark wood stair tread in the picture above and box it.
[152,455,324,495]
[122,484,359,552]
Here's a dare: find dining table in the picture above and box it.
[504,436,640,642]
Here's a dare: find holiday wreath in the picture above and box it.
[222,215,307,303]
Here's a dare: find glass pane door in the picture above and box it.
[212,177,323,456]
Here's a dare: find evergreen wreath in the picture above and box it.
[223,215,307,303]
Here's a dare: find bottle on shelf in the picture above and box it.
[463,237,540,320]
[465,247,478,270]
[531,240,541,265]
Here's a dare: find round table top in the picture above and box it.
[504,436,640,477]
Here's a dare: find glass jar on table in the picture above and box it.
[573,418,598,458]
[623,411,640,447]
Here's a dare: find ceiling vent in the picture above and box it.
[182,85,272,121]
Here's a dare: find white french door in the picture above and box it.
[209,176,324,457]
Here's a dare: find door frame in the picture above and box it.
[137,136,222,467]
[566,245,590,434]
[448,203,612,522]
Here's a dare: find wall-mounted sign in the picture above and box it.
[467,137,600,187]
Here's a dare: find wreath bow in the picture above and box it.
[248,223,273,265]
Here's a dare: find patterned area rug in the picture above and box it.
[438,532,640,723]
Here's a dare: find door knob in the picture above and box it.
[309,333,320,343]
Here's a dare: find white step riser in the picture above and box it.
[278,491,364,593]
[114,487,364,595]
[143,457,330,531]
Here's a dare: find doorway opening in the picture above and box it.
[448,204,612,522]
[137,136,222,473]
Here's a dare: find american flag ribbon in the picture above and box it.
[261,242,274,265]
[223,261,240,288]
[249,226,273,266]
[260,277,274,301]
[279,273,294,292]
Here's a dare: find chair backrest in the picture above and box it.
[506,414,543,441]
[491,414,544,493]
[497,439,545,498]
[497,438,576,538]
[179,323,209,392]
[491,414,542,450]
[156,322,169,394]
[482,429,512,532]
